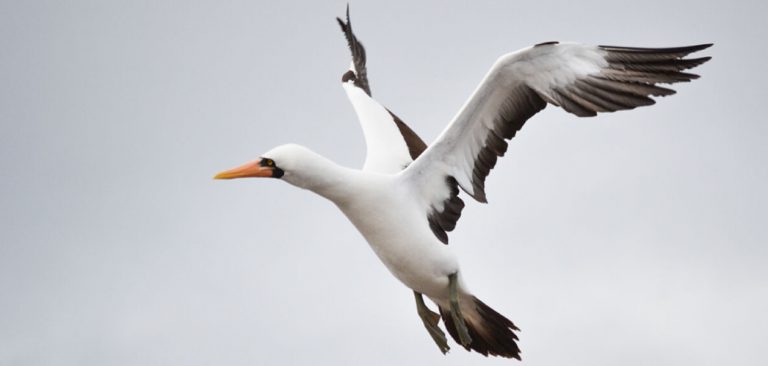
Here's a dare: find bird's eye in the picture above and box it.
[261,158,275,167]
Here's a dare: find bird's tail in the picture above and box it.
[438,296,521,359]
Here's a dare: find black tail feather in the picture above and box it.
[439,297,521,360]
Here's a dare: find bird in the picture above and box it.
[214,6,711,360]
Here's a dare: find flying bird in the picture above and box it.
[215,7,711,359]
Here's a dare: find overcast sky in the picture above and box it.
[1,1,766,365]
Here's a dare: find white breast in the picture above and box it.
[334,174,459,296]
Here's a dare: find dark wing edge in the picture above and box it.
[427,85,546,243]
[545,43,713,117]
[471,43,713,200]
[388,110,428,160]
[427,177,466,244]
[336,5,372,96]
[469,84,548,203]
[337,5,429,172]
[423,43,712,244]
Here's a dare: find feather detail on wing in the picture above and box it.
[337,6,427,174]
[336,5,371,96]
[342,83,426,173]
[401,42,712,243]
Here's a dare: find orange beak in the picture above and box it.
[214,160,273,179]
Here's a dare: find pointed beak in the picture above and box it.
[214,160,272,179]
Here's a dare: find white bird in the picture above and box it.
[215,7,711,359]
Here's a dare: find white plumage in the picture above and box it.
[215,8,711,359]
[342,83,414,173]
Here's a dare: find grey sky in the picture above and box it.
[1,1,766,365]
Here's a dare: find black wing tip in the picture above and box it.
[599,43,713,54]
[334,7,351,38]
[335,5,372,95]
[695,56,713,65]
[668,71,702,81]
[692,43,714,51]
[336,4,352,31]
[473,191,488,203]
[534,41,559,47]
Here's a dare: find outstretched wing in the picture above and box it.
[401,42,712,243]
[336,7,427,174]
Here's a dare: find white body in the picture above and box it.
[272,145,462,303]
[336,172,459,298]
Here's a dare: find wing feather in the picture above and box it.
[401,42,711,243]
[337,7,428,173]
[336,5,371,95]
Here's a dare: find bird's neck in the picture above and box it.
[283,149,360,204]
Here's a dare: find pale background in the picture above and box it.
[1,1,766,365]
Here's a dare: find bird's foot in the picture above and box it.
[448,273,472,347]
[414,291,450,354]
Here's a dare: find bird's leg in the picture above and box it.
[448,272,472,347]
[414,291,450,354]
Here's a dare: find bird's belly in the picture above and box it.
[340,202,458,297]
[372,240,454,297]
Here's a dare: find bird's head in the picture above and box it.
[213,144,304,181]
[214,144,332,188]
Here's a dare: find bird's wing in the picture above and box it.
[336,7,427,174]
[401,42,712,244]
